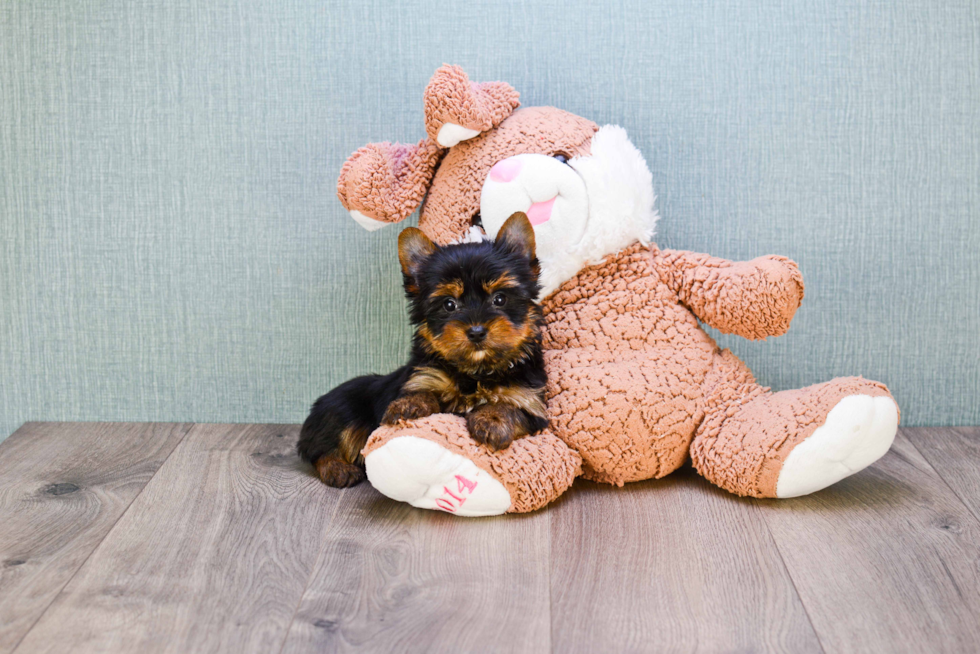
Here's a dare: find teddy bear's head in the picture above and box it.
[338,65,659,297]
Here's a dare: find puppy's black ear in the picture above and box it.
[398,227,437,291]
[494,212,536,261]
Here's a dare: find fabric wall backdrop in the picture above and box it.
[2,0,978,441]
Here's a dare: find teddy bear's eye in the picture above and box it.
[553,153,570,164]
[471,211,483,228]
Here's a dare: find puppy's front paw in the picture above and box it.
[466,405,518,451]
[382,392,440,425]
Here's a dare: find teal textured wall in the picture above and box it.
[2,0,979,440]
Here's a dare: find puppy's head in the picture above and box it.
[398,212,541,374]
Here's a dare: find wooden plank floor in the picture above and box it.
[1,424,978,654]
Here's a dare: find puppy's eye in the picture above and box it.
[553,153,570,164]
[471,211,483,228]
[492,293,507,307]
[443,298,457,312]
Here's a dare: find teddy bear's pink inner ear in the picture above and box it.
[423,65,520,148]
[336,138,443,229]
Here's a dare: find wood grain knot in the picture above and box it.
[43,483,80,496]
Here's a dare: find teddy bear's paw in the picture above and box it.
[776,394,899,498]
[364,435,512,517]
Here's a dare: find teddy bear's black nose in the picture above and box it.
[466,325,488,343]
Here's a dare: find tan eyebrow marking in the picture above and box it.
[432,280,464,298]
[482,273,519,295]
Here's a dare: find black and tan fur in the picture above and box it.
[297,212,548,487]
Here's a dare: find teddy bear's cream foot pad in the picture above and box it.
[365,435,512,516]
[776,394,899,498]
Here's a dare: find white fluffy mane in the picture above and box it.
[537,125,658,297]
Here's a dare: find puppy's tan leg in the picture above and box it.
[314,424,369,488]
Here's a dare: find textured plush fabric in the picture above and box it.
[337,139,443,224]
[690,371,894,497]
[656,250,805,341]
[539,242,881,495]
[363,414,582,514]
[420,106,597,245]
[337,66,523,225]
[2,0,979,442]
[422,65,520,145]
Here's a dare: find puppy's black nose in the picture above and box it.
[466,325,488,343]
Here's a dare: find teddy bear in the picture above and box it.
[333,65,900,516]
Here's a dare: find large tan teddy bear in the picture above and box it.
[335,65,899,516]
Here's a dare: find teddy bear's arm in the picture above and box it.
[653,249,805,340]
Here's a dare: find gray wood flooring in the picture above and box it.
[1,423,978,654]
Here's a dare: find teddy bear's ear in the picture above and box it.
[336,138,443,230]
[423,64,520,148]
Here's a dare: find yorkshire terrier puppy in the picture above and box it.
[297,212,548,488]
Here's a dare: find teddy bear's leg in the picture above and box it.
[691,350,899,498]
[362,414,582,516]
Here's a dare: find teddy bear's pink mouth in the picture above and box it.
[526,196,557,226]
